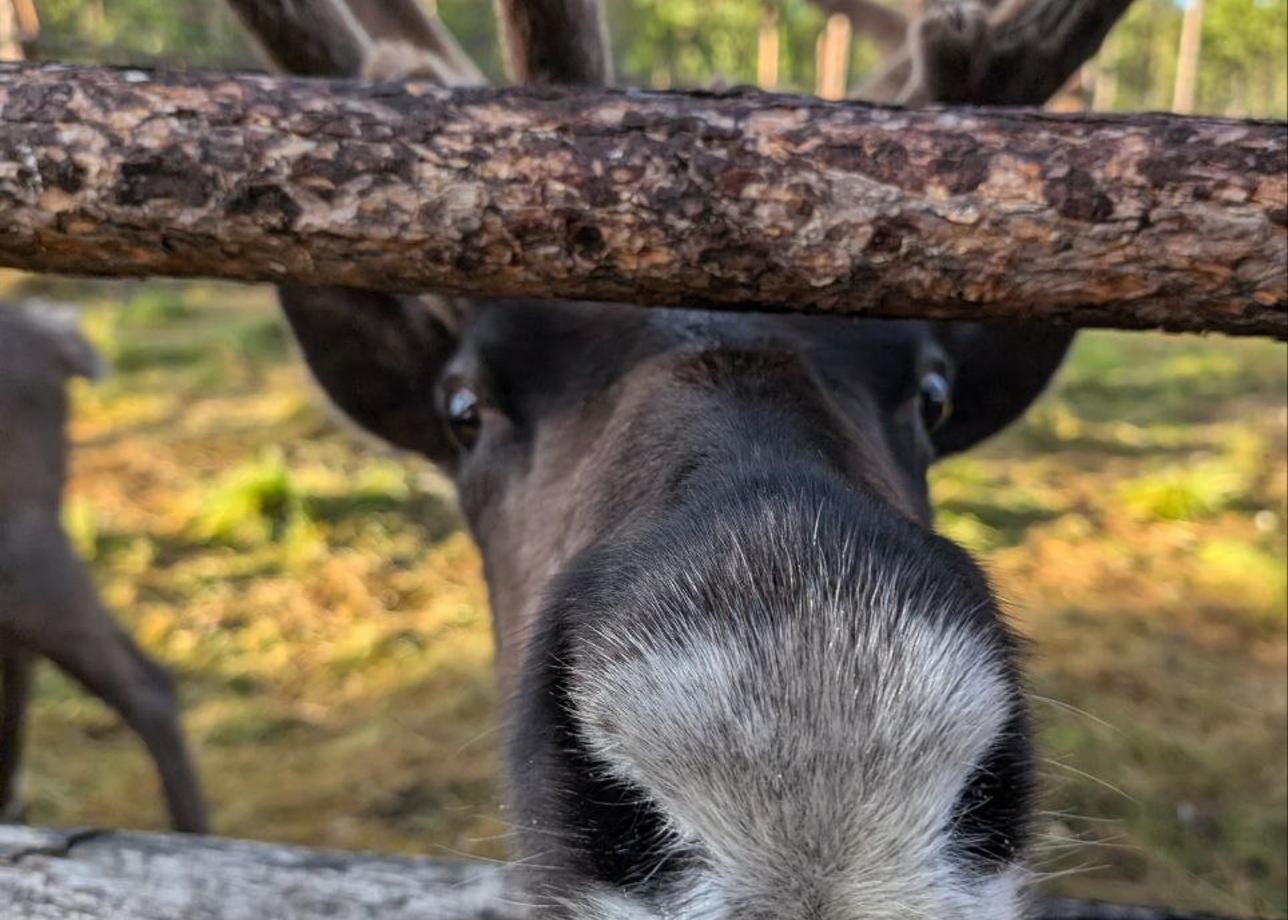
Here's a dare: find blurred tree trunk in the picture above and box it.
[11,0,35,37]
[0,0,22,61]
[815,12,852,100]
[757,5,779,90]
[809,0,907,54]
[1172,0,1204,113]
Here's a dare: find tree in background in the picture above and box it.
[1,0,39,59]
[0,1,20,60]
[603,0,882,92]
[1102,0,1286,117]
[1199,0,1287,115]
[28,0,251,66]
[1172,0,1205,113]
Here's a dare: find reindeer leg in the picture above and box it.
[34,616,208,834]
[0,651,34,822]
[9,525,209,835]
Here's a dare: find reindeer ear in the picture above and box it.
[932,322,1076,457]
[278,286,461,465]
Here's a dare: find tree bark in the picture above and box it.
[0,826,1254,920]
[0,63,1284,337]
[0,825,518,920]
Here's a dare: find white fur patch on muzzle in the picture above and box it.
[566,550,1027,920]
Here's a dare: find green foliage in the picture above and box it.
[1119,457,1251,522]
[120,290,192,328]
[195,447,307,546]
[31,0,254,67]
[61,494,100,560]
[1199,0,1288,116]
[608,0,809,89]
[438,1,504,81]
[1103,0,1287,117]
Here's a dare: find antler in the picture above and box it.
[492,0,612,85]
[849,0,1135,106]
[223,0,370,77]
[223,0,482,84]
[343,0,483,85]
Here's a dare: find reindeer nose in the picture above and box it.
[522,469,1030,918]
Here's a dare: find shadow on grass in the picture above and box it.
[305,490,463,546]
[1060,383,1283,427]
[937,500,1062,544]
[1006,428,1202,459]
[115,342,209,373]
[76,394,322,451]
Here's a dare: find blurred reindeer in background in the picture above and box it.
[0,302,206,832]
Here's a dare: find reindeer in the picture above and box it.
[224,0,1116,915]
[0,302,206,833]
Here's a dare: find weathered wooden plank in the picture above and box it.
[0,826,520,920]
[0,63,1283,336]
[0,826,1257,920]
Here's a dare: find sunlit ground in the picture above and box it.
[4,273,1284,915]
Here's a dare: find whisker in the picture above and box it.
[1039,757,1137,803]
[1029,693,1123,735]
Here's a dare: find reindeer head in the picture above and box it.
[229,0,1104,915]
[277,288,1060,917]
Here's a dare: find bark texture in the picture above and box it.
[0,826,1253,920]
[0,62,1284,336]
[0,826,518,920]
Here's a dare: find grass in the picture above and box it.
[4,272,1285,915]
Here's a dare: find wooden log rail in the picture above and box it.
[0,62,1284,337]
[0,826,1258,920]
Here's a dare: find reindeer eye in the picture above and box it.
[445,383,482,450]
[918,371,952,433]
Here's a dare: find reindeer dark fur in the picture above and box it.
[0,303,206,833]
